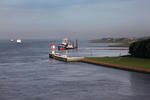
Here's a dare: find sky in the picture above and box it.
[0,0,150,39]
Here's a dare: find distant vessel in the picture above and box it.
[10,39,14,42]
[16,39,22,44]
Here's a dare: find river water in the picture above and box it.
[0,39,150,100]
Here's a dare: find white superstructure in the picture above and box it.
[66,44,73,49]
[16,39,22,44]
[61,38,68,46]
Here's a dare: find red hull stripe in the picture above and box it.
[59,48,66,50]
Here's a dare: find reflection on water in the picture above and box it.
[0,39,150,100]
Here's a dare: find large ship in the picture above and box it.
[58,38,78,50]
[61,38,68,46]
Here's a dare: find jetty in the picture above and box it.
[49,53,84,62]
[78,48,128,50]
[49,43,84,62]
[48,43,150,74]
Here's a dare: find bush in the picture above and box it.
[129,39,150,58]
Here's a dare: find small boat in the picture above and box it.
[10,39,14,42]
[16,39,22,44]
[66,44,73,49]
[58,38,68,50]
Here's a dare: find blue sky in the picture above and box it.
[0,0,150,39]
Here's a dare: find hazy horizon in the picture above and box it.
[0,0,150,39]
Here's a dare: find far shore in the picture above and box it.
[89,38,142,47]
[90,40,130,47]
[109,43,130,47]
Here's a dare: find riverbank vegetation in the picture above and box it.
[129,39,150,58]
[90,37,135,43]
[86,56,150,69]
[85,38,150,72]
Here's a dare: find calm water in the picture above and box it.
[0,39,150,100]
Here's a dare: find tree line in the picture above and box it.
[129,39,150,58]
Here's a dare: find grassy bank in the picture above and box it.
[86,56,150,69]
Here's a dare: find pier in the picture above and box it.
[49,53,84,62]
[49,43,84,62]
[78,47,128,50]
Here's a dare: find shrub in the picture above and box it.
[129,39,150,58]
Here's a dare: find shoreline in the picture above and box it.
[81,58,150,74]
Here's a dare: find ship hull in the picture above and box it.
[58,45,66,50]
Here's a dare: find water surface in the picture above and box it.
[0,39,150,100]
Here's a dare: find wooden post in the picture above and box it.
[73,41,74,48]
[76,40,78,48]
[66,50,68,57]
